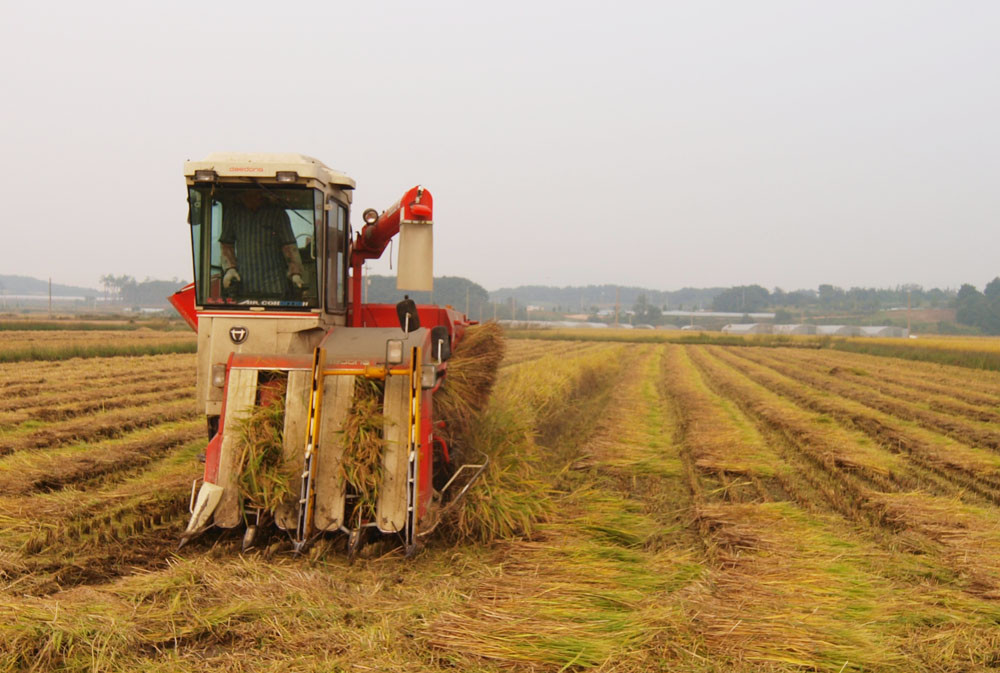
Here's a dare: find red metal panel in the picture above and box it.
[168,283,198,331]
[418,388,434,518]
[203,352,235,484]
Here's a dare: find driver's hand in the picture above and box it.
[223,268,241,288]
[290,273,304,289]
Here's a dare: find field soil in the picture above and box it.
[2,336,1000,671]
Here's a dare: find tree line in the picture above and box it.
[710,284,956,314]
[956,279,1000,334]
[100,275,187,307]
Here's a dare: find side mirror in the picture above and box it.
[430,325,451,363]
[396,295,420,333]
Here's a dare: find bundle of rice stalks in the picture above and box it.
[434,322,505,465]
[234,377,292,517]
[339,378,385,527]
[440,345,622,543]
[443,401,551,543]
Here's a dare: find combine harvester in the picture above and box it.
[169,153,489,556]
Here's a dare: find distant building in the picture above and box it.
[815,325,862,336]
[664,310,776,319]
[773,324,816,335]
[498,320,608,329]
[722,323,773,335]
[859,326,909,338]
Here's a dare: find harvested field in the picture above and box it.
[4,333,1000,671]
[0,329,196,362]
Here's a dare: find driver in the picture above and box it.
[219,190,305,297]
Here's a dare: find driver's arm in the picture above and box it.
[276,213,305,287]
[219,214,240,288]
[281,243,304,279]
[220,243,238,272]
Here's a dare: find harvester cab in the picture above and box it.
[170,153,475,556]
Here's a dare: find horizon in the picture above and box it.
[0,271,975,299]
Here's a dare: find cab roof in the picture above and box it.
[184,152,356,189]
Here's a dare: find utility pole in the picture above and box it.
[48,277,52,316]
[907,288,912,335]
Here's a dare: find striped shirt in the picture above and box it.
[220,203,296,297]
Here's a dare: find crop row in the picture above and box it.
[498,338,606,368]
[0,353,194,391]
[663,344,1000,668]
[773,346,1000,406]
[693,346,1000,598]
[732,348,1000,451]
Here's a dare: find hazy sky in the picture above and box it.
[1,1,997,292]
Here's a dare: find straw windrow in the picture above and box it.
[442,344,625,543]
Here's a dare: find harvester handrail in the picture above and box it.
[416,451,490,539]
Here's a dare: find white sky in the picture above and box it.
[1,1,997,292]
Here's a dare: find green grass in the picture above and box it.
[0,341,197,362]
[505,328,809,348]
[506,328,1000,371]
[0,320,186,332]
[831,339,1000,371]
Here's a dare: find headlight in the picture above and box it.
[194,170,218,183]
[276,171,298,183]
[362,208,379,225]
[421,364,437,389]
[386,339,404,365]
[211,363,227,388]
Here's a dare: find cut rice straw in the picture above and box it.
[234,377,292,517]
[338,378,386,527]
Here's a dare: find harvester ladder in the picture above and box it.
[404,346,421,555]
[293,347,326,553]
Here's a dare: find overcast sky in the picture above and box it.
[1,1,997,293]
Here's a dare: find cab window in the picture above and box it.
[326,202,348,311]
[188,185,321,310]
